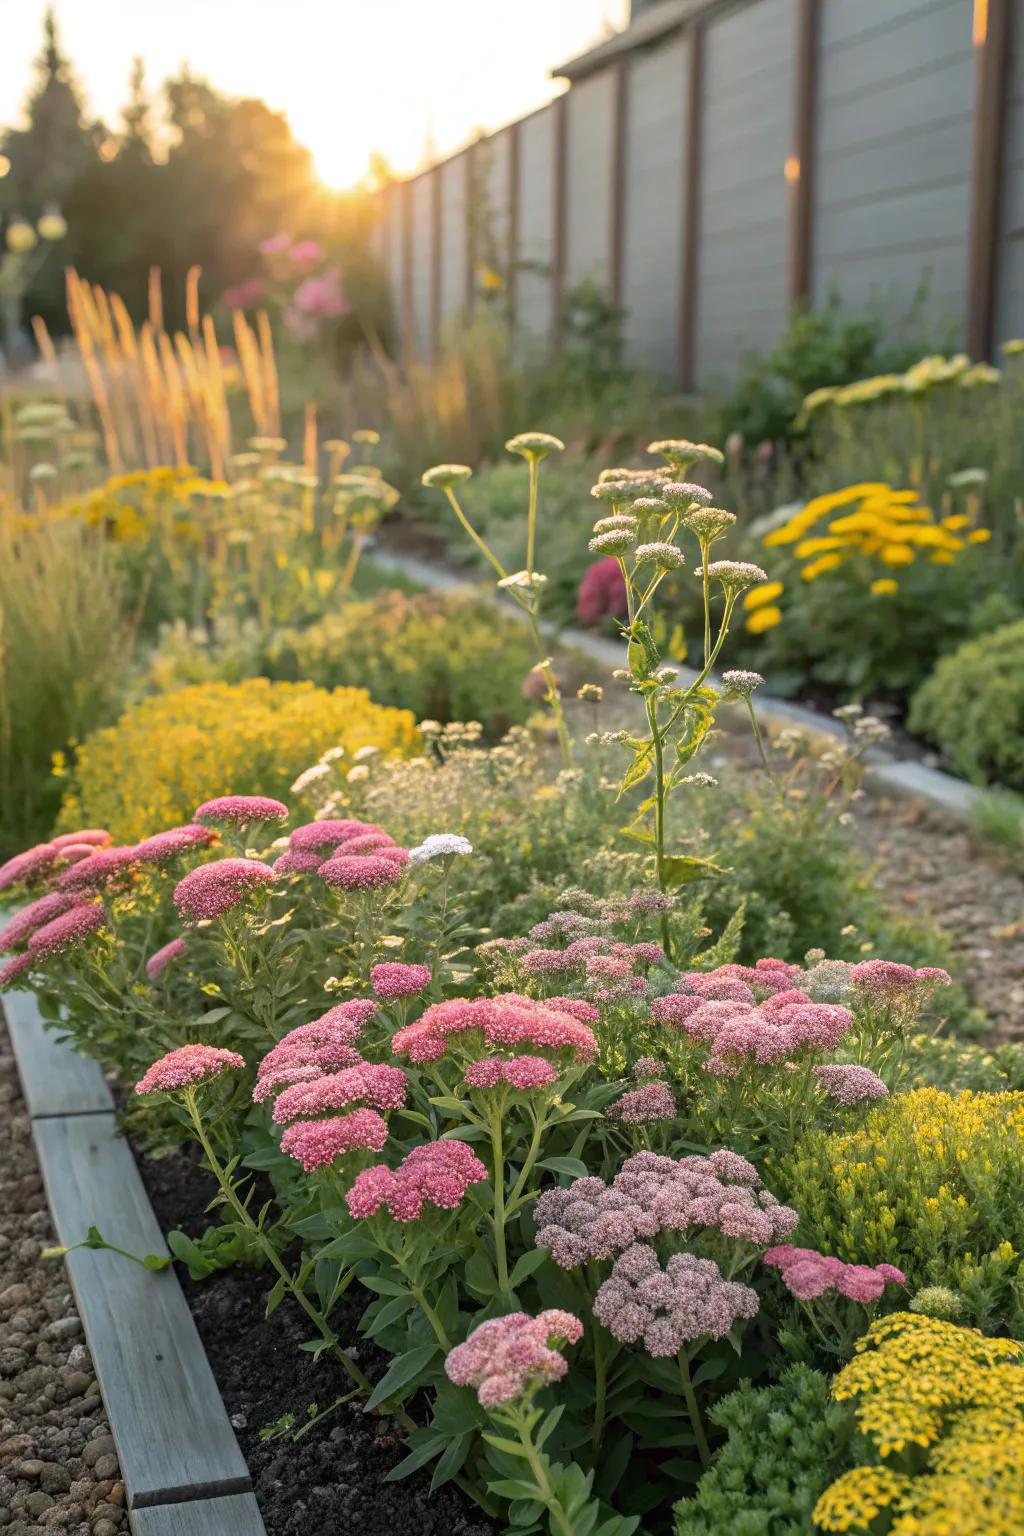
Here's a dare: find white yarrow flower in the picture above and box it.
[409,833,474,864]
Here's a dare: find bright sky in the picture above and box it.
[0,1,630,188]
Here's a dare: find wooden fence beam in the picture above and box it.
[464,143,476,316]
[789,0,819,307]
[678,22,704,391]
[430,168,443,357]
[552,92,569,352]
[507,119,521,330]
[610,58,629,311]
[967,0,1013,358]
[400,179,414,362]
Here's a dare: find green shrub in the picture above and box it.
[909,618,1024,789]
[673,1364,856,1536]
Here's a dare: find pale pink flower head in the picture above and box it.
[812,1063,889,1106]
[0,951,35,988]
[254,1001,375,1089]
[280,1109,388,1170]
[347,1139,487,1222]
[319,855,403,891]
[294,269,348,316]
[174,858,277,922]
[136,1043,245,1095]
[337,832,396,855]
[146,936,187,980]
[56,845,140,892]
[271,1062,407,1123]
[289,819,383,853]
[593,1246,758,1355]
[51,829,111,852]
[135,824,218,864]
[273,850,323,875]
[607,1082,677,1125]
[445,1310,583,1409]
[0,843,59,892]
[392,993,597,1065]
[288,239,323,269]
[1,891,79,952]
[54,844,102,866]
[632,1056,664,1080]
[252,1064,324,1103]
[850,958,952,1003]
[195,796,288,826]
[27,903,105,960]
[763,1245,904,1304]
[464,1055,559,1091]
[371,961,432,1000]
[259,232,291,256]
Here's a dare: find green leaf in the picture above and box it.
[265,1276,287,1317]
[660,854,726,889]
[143,1253,172,1272]
[364,1344,439,1412]
[488,1477,547,1502]
[482,1432,528,1458]
[617,751,654,796]
[465,1247,498,1296]
[429,1431,472,1490]
[537,1156,589,1178]
[509,1248,549,1288]
[619,823,656,846]
[383,1435,446,1482]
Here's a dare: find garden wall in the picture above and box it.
[372,0,1020,387]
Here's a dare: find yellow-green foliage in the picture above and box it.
[814,1311,1024,1535]
[56,679,419,843]
[782,1087,1024,1331]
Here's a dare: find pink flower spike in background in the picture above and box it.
[135,1044,245,1095]
[371,962,432,1000]
[146,937,187,980]
[319,855,402,891]
[288,239,323,268]
[280,1109,388,1170]
[174,858,276,922]
[195,796,288,826]
[445,1311,583,1408]
[50,830,111,852]
[223,278,265,310]
[0,952,34,989]
[763,1245,905,1303]
[259,232,291,256]
[27,903,105,960]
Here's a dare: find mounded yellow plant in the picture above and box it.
[56,679,419,843]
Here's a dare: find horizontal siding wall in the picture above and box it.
[812,0,975,341]
[695,0,796,388]
[517,105,556,342]
[995,6,1024,346]
[621,31,688,379]
[438,154,469,331]
[410,174,433,359]
[565,70,615,291]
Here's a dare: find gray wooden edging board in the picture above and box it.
[129,1493,266,1535]
[3,986,113,1117]
[370,549,984,824]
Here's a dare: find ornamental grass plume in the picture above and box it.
[812,1064,889,1105]
[593,1245,757,1355]
[370,961,432,999]
[134,824,217,863]
[391,993,598,1065]
[145,936,187,980]
[136,1043,245,1094]
[347,1140,488,1221]
[280,1109,389,1170]
[534,1150,797,1268]
[194,795,289,825]
[0,892,80,952]
[318,855,402,890]
[271,1062,407,1123]
[763,1245,904,1302]
[27,903,106,960]
[173,858,277,922]
[444,1310,583,1408]
[607,1082,678,1125]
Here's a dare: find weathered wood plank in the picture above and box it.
[33,1114,251,1508]
[130,1493,266,1536]
[4,988,113,1118]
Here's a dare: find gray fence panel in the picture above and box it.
[516,106,556,342]
[621,31,688,379]
[411,173,433,359]
[439,152,469,331]
[385,184,403,346]
[695,0,795,388]
[813,0,974,340]
[480,127,512,285]
[995,7,1024,346]
[565,71,615,291]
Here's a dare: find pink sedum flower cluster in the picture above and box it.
[534,1150,797,1268]
[253,1003,376,1101]
[271,1062,407,1123]
[57,846,139,893]
[173,858,276,922]
[652,987,853,1076]
[849,959,952,1002]
[812,1063,889,1105]
[464,1055,560,1091]
[370,961,432,1000]
[288,819,385,853]
[764,1245,905,1303]
[607,1082,678,1125]
[318,855,403,891]
[194,796,288,825]
[273,850,324,875]
[280,1110,388,1170]
[347,1139,487,1221]
[136,1044,245,1095]
[593,1244,758,1355]
[146,936,188,980]
[392,993,598,1064]
[1,892,80,952]
[135,824,217,864]
[0,843,60,892]
[445,1310,583,1409]
[27,903,105,960]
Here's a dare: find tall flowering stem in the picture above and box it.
[422,439,573,770]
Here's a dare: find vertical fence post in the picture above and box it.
[464,141,477,317]
[967,0,1012,358]
[507,119,521,334]
[610,58,629,312]
[789,0,819,308]
[678,22,704,391]
[401,179,415,363]
[552,92,569,353]
[430,167,443,358]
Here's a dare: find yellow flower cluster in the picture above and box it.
[814,1314,1024,1534]
[743,481,992,628]
[785,1087,1024,1278]
[56,678,419,843]
[803,353,1002,414]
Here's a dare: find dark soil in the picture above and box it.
[137,1149,494,1536]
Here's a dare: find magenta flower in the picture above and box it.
[0,951,35,988]
[194,795,288,826]
[336,832,397,855]
[259,232,291,256]
[445,1311,583,1409]
[50,830,111,852]
[318,855,403,891]
[288,239,323,268]
[27,903,105,960]
[370,961,432,1000]
[347,1139,488,1222]
[577,557,628,626]
[289,819,384,852]
[53,844,102,866]
[0,843,59,892]
[763,1245,905,1303]
[392,993,598,1065]
[57,846,140,892]
[146,937,188,980]
[273,850,324,874]
[607,1083,677,1125]
[0,892,79,952]
[135,824,218,864]
[546,996,600,1024]
[280,1109,388,1170]
[254,1002,376,1092]
[464,1055,560,1090]
[136,1044,245,1095]
[271,1062,407,1123]
[812,1064,889,1105]
[173,858,276,922]
[632,1056,664,1080]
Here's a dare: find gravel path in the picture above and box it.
[0,1024,127,1536]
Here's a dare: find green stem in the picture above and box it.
[592,1326,607,1460]
[645,692,672,956]
[511,1410,576,1536]
[445,486,507,580]
[488,1109,510,1297]
[746,698,780,792]
[701,539,711,666]
[526,454,539,577]
[524,608,573,770]
[678,1346,711,1466]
